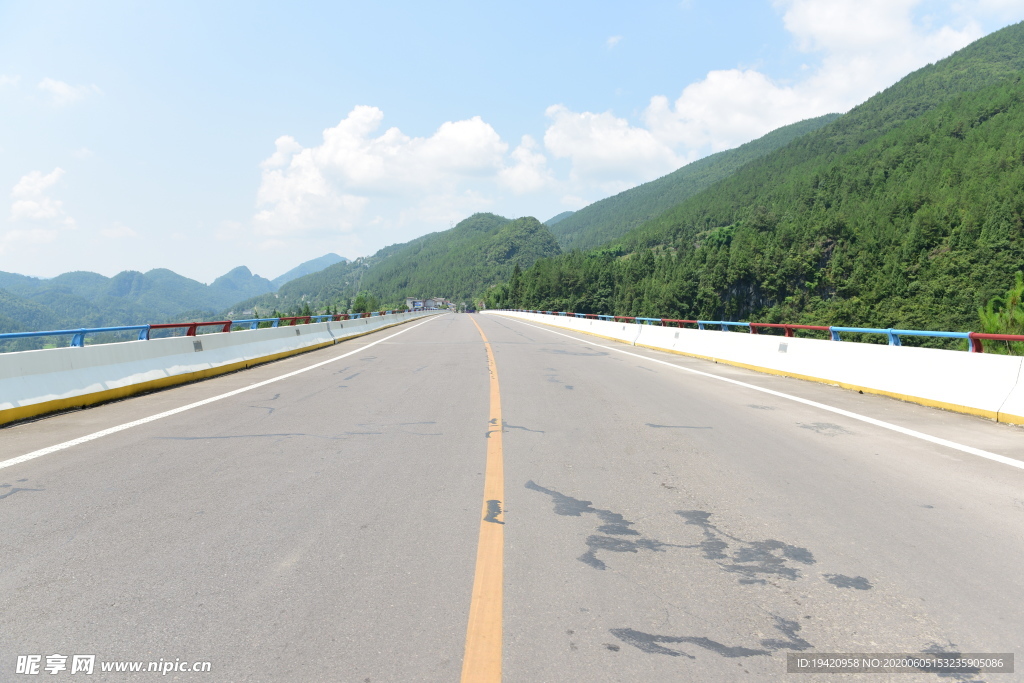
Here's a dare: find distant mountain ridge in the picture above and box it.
[547,113,841,252]
[271,253,348,288]
[0,266,274,333]
[0,253,346,333]
[543,211,574,227]
[233,213,561,313]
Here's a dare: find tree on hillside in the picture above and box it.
[352,291,379,313]
[979,271,1024,354]
[509,263,523,306]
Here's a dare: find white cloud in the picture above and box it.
[643,69,821,152]
[254,106,512,245]
[544,104,686,190]
[2,168,75,254]
[499,135,553,194]
[37,78,101,105]
[238,1,1021,260]
[542,0,1000,192]
[0,75,19,87]
[640,0,984,153]
[10,168,76,228]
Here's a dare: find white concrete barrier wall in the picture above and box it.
[0,311,440,424]
[484,311,1024,425]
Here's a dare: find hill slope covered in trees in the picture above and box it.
[271,253,348,288]
[0,266,276,333]
[487,22,1024,340]
[547,114,840,252]
[234,213,561,314]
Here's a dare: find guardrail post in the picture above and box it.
[969,333,984,353]
[71,331,85,347]
[698,322,705,330]
[138,327,151,341]
[720,323,729,332]
[886,329,901,346]
[830,327,841,341]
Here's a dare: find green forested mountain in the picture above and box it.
[0,265,275,333]
[234,213,562,314]
[0,288,62,333]
[487,22,1024,341]
[0,252,359,333]
[544,211,574,226]
[548,114,841,252]
[271,253,347,288]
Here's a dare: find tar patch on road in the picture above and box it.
[676,510,815,585]
[543,368,575,390]
[528,482,874,591]
[526,481,677,570]
[823,573,873,590]
[797,422,852,436]
[611,615,812,659]
[484,499,505,524]
[504,422,544,434]
[541,348,608,357]
[645,423,712,430]
[0,477,43,501]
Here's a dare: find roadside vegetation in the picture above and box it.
[486,24,1024,350]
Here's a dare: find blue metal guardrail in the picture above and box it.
[507,310,1024,353]
[827,327,970,345]
[0,326,151,348]
[0,310,410,350]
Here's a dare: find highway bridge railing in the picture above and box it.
[505,310,1024,353]
[0,309,441,426]
[486,309,1024,425]
[0,310,410,351]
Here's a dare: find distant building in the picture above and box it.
[406,297,450,310]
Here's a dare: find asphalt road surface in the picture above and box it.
[2,312,1023,682]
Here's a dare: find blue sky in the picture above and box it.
[1,1,1023,283]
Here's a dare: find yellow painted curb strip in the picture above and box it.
[0,319,412,428]
[462,316,504,683]
[499,315,1023,425]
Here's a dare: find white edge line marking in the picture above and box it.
[0,315,444,472]
[501,315,1024,472]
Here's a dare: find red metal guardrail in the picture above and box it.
[148,321,232,336]
[967,332,1024,353]
[749,323,832,338]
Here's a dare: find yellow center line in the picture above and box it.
[462,315,505,682]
